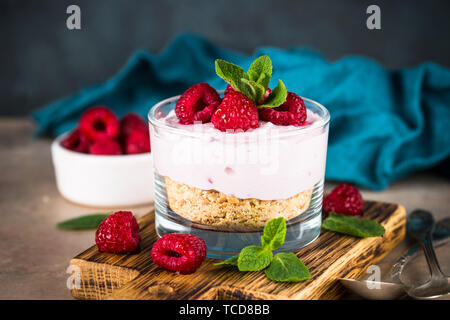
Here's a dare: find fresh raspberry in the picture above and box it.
[60,129,90,153]
[225,84,271,104]
[120,113,147,138]
[259,92,307,126]
[125,129,151,154]
[151,233,207,274]
[95,211,141,253]
[89,138,122,155]
[224,84,235,96]
[79,106,120,141]
[211,91,259,132]
[323,184,364,216]
[175,83,221,124]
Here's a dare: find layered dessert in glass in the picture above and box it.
[148,56,329,258]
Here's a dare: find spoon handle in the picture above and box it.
[422,234,446,280]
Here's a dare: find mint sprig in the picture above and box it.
[57,213,111,230]
[214,217,310,283]
[322,212,386,238]
[215,55,287,107]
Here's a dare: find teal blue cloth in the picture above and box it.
[32,34,450,190]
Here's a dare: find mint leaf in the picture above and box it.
[57,213,111,230]
[215,59,247,91]
[261,217,286,251]
[238,246,273,271]
[238,78,266,103]
[322,212,386,238]
[213,255,239,267]
[265,253,311,282]
[258,79,287,108]
[247,55,272,89]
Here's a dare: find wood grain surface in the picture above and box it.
[70,201,406,300]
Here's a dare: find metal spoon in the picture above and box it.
[340,216,450,300]
[403,210,450,299]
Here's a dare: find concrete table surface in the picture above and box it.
[0,118,449,300]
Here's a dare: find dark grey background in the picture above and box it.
[2,0,450,116]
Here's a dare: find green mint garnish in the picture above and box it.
[322,212,386,238]
[265,253,311,282]
[247,55,272,89]
[214,217,310,283]
[261,217,286,251]
[215,55,287,107]
[239,78,266,104]
[215,59,247,92]
[213,255,239,266]
[237,246,273,271]
[57,213,111,230]
[258,79,287,108]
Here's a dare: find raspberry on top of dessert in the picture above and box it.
[174,55,308,132]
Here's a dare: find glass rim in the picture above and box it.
[148,90,330,138]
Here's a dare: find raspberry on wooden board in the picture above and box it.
[95,211,141,253]
[151,233,207,274]
[323,184,364,216]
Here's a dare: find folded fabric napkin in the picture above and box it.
[32,33,450,190]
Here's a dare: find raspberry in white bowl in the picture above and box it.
[52,107,154,207]
[148,56,330,258]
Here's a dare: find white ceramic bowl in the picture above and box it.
[51,133,154,207]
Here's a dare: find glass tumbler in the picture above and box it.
[149,94,330,259]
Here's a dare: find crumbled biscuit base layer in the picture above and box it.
[164,176,313,229]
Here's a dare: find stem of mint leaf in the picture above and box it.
[213,255,239,267]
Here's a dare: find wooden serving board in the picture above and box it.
[70,201,405,300]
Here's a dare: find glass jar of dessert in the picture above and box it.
[148,56,330,259]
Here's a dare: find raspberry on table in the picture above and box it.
[60,129,90,153]
[79,106,120,141]
[95,211,141,253]
[259,91,307,126]
[125,129,151,154]
[89,138,123,155]
[175,83,221,124]
[323,184,364,216]
[151,233,207,274]
[120,113,148,138]
[211,91,260,132]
